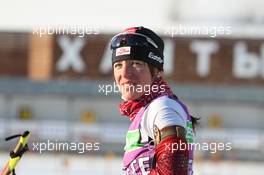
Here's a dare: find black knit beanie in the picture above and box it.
[110,26,164,71]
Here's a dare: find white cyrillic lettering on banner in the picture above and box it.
[191,41,219,77]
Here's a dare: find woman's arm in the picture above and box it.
[150,125,189,175]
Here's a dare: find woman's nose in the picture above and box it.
[121,63,132,77]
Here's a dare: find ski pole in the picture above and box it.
[0,131,30,175]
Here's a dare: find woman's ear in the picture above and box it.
[151,70,163,82]
[157,71,163,77]
[154,69,162,78]
[148,63,163,79]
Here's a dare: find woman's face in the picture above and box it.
[113,60,153,101]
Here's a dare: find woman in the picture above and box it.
[110,26,197,175]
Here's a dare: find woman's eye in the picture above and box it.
[114,63,122,69]
[132,61,143,66]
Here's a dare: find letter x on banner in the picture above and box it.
[56,36,86,72]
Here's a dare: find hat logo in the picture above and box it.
[116,46,131,56]
[148,52,163,63]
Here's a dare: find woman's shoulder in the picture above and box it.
[145,95,188,122]
[141,95,188,138]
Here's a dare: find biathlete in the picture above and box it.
[110,26,198,175]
